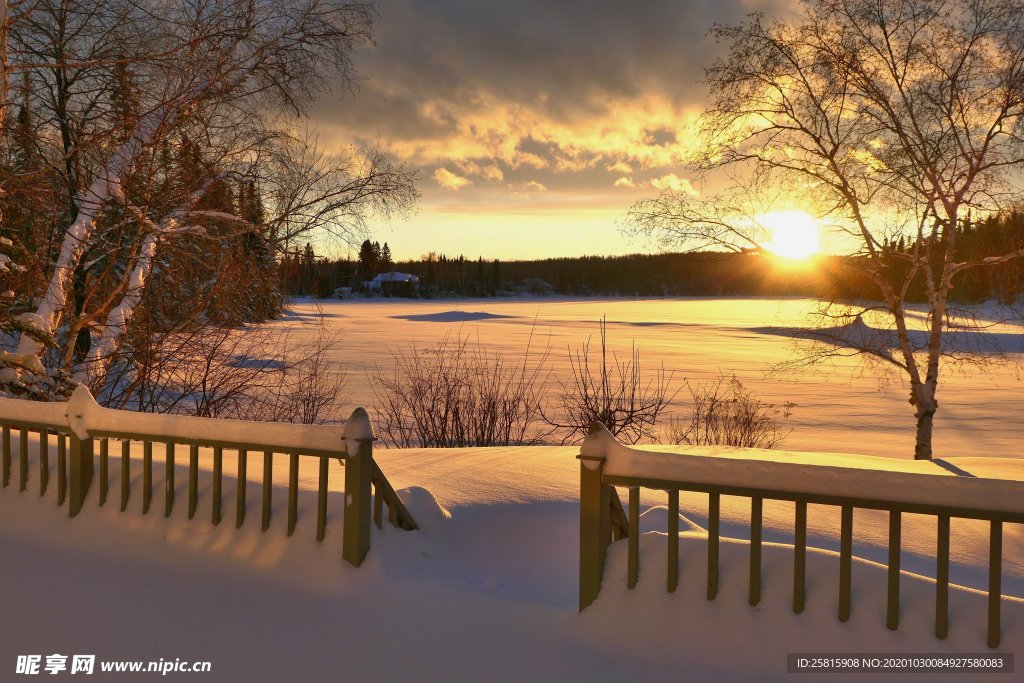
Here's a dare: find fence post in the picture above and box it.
[68,434,94,518]
[342,408,375,568]
[343,439,373,566]
[66,385,97,518]
[579,423,612,610]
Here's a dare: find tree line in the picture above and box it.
[280,210,1024,302]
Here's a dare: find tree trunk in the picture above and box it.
[914,408,935,459]
[911,382,938,459]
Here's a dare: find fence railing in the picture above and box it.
[578,422,1024,649]
[0,386,415,567]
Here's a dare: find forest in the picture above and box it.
[281,211,1024,302]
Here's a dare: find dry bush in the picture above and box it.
[97,317,346,424]
[370,332,550,447]
[668,373,794,449]
[543,318,679,444]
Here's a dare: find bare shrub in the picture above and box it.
[668,373,794,449]
[97,316,346,424]
[543,318,679,445]
[269,324,347,424]
[370,331,550,447]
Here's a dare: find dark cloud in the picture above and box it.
[311,0,794,198]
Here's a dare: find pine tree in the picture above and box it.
[109,56,139,144]
[358,239,377,282]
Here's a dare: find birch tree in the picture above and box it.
[4,0,415,394]
[626,0,1024,458]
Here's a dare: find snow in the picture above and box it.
[583,422,1024,515]
[0,393,69,428]
[371,271,420,283]
[3,296,1024,680]
[0,350,45,377]
[272,297,1024,459]
[0,433,1022,682]
[390,310,517,322]
[39,385,370,455]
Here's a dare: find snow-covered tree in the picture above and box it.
[5,0,417,393]
[0,237,73,399]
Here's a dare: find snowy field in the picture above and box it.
[0,437,1021,682]
[279,296,1024,459]
[2,296,1023,681]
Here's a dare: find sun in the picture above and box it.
[757,210,821,259]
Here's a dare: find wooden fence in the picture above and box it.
[578,423,1024,649]
[0,386,415,567]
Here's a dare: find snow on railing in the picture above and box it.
[0,387,415,568]
[578,422,1024,649]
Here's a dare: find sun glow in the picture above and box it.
[757,210,821,259]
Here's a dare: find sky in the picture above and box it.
[310,0,794,261]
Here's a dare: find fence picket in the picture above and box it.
[317,457,328,542]
[165,442,175,517]
[236,449,247,528]
[887,511,901,630]
[707,492,720,601]
[57,434,66,505]
[936,514,950,639]
[667,489,679,593]
[188,445,199,520]
[120,440,130,511]
[212,447,223,526]
[988,520,1002,648]
[628,486,639,590]
[373,482,383,529]
[794,501,807,614]
[19,428,27,491]
[749,496,763,606]
[839,505,853,622]
[262,450,273,531]
[287,453,298,536]
[142,441,152,514]
[39,429,49,496]
[99,438,109,506]
[2,425,9,487]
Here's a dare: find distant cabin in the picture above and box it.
[364,271,421,295]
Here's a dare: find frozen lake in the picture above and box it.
[273,297,1024,459]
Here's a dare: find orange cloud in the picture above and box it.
[375,94,702,176]
[434,167,472,190]
[651,173,698,195]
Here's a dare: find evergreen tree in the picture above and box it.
[358,239,377,282]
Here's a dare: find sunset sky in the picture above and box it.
[310,0,794,261]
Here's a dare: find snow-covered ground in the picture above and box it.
[279,296,1024,458]
[2,297,1022,681]
[0,434,1021,681]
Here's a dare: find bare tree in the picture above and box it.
[626,0,1024,458]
